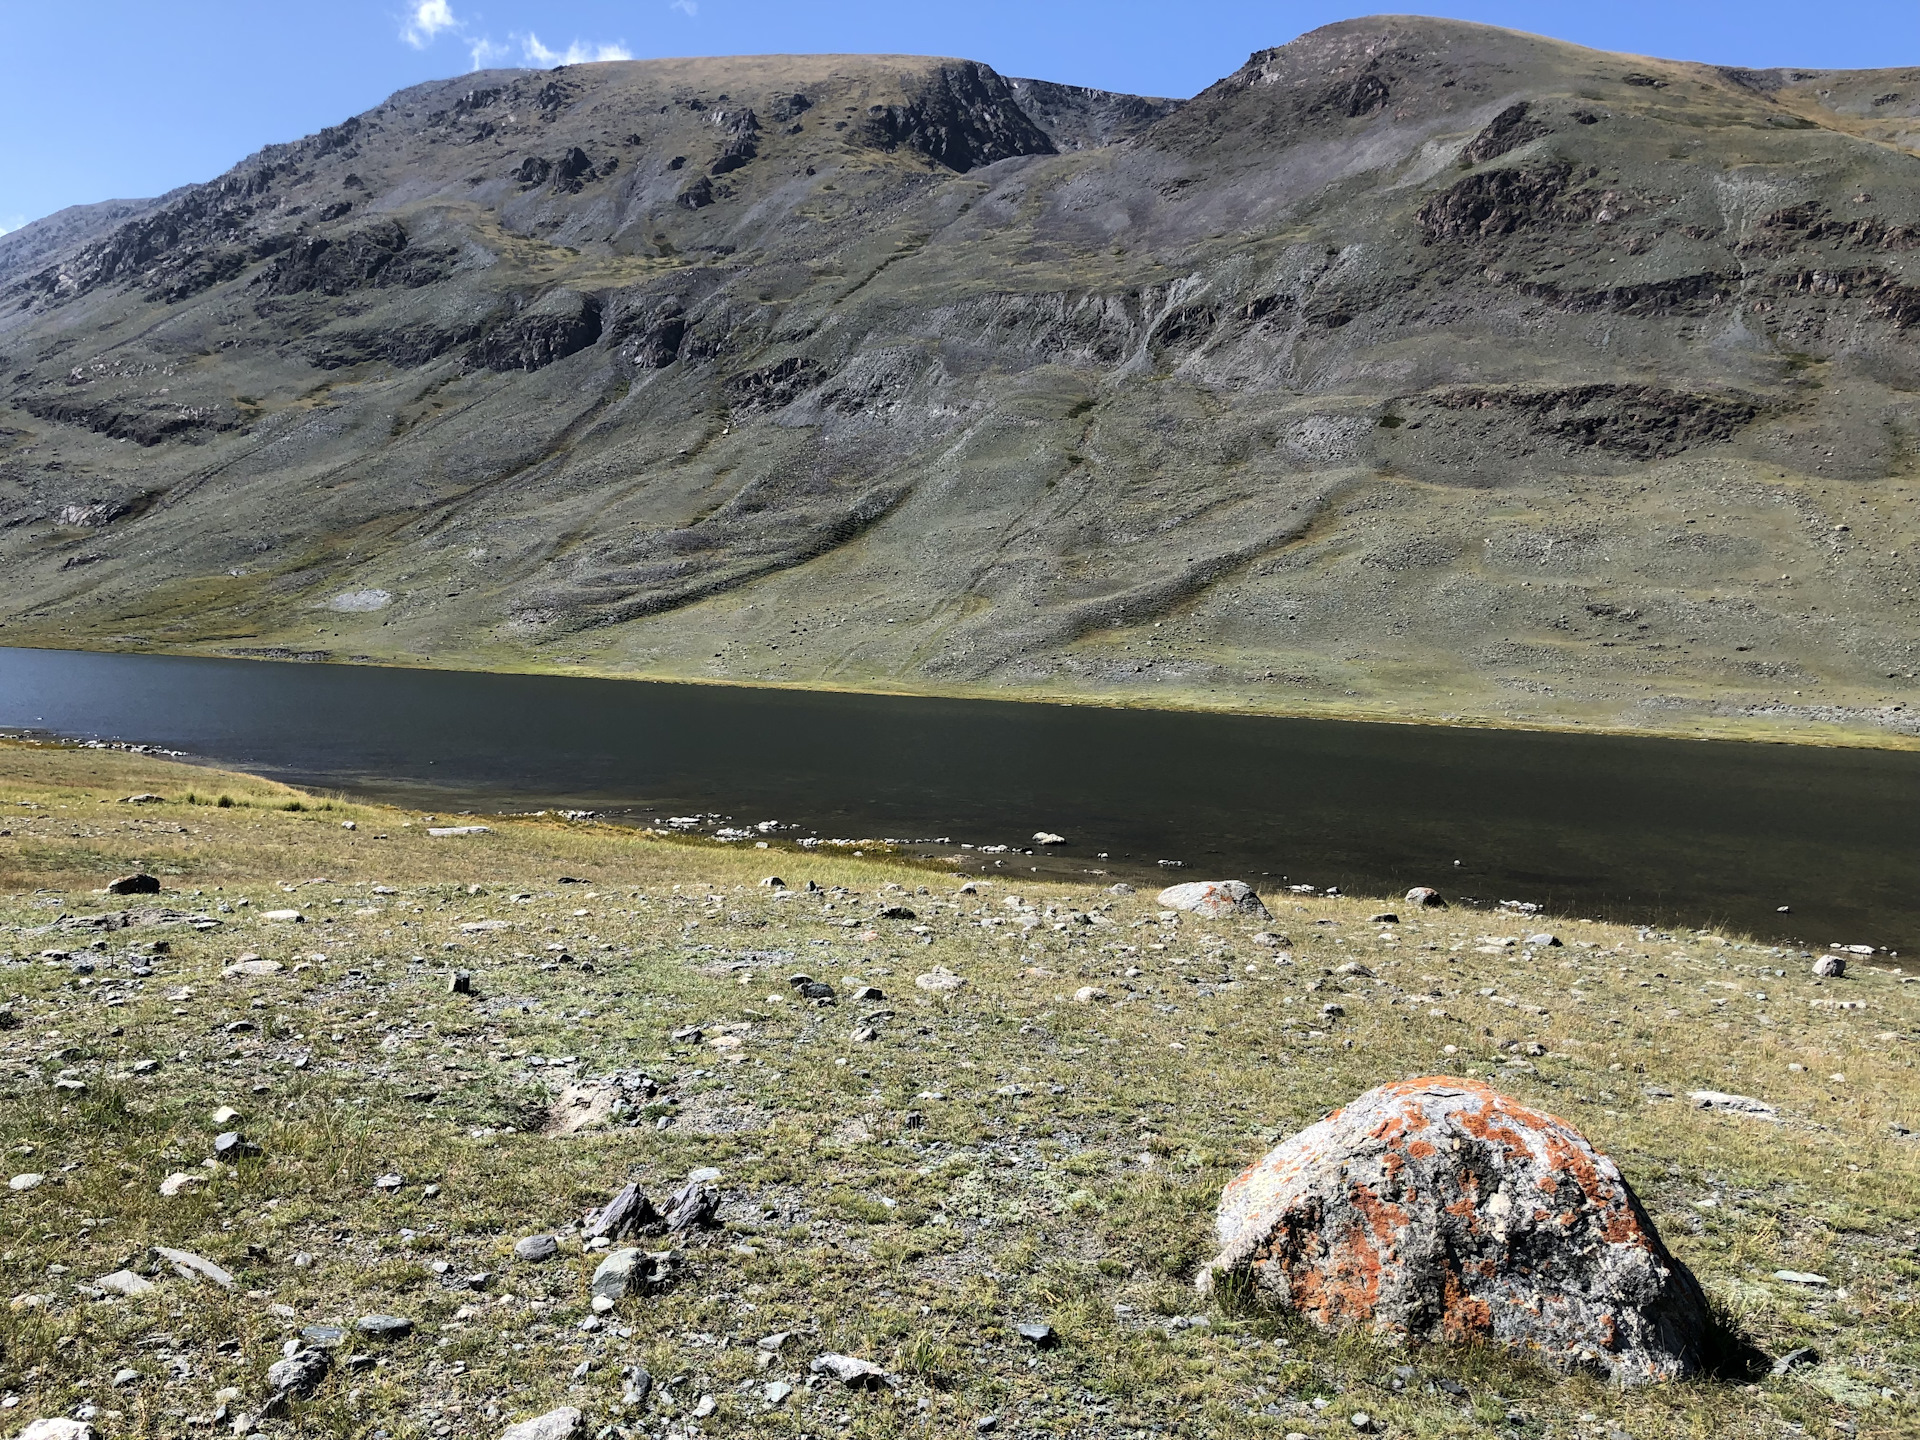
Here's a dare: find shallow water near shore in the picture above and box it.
[3,644,1916,954]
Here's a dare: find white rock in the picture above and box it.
[261,910,304,923]
[1073,986,1109,1004]
[428,826,492,838]
[212,1105,242,1125]
[1687,1091,1780,1121]
[94,1269,156,1298]
[499,1406,582,1440]
[809,1352,890,1388]
[153,1246,235,1289]
[914,967,968,993]
[460,920,511,933]
[1032,832,1067,845]
[15,1420,95,1440]
[1772,1270,1831,1287]
[8,1173,43,1192]
[159,1172,206,1197]
[222,959,284,977]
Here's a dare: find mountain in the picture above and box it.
[3,17,1919,742]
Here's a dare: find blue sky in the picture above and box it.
[2,2,1915,233]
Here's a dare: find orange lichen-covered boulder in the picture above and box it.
[1202,1077,1710,1384]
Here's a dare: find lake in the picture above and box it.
[1,645,1913,955]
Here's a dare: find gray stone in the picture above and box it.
[514,1234,559,1262]
[1771,1345,1820,1375]
[622,1366,653,1405]
[591,1247,673,1300]
[355,1314,414,1340]
[1405,887,1447,908]
[1525,933,1562,947]
[809,1352,891,1388]
[763,1380,794,1404]
[585,1182,659,1242]
[1813,953,1846,978]
[265,1348,330,1398]
[213,1131,260,1160]
[665,1180,721,1232]
[301,1324,347,1348]
[1201,1076,1711,1384]
[1015,1322,1058,1348]
[107,874,161,895]
[1156,881,1271,920]
[499,1407,583,1440]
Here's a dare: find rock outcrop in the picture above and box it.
[1202,1077,1711,1384]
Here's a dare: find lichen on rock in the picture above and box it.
[1202,1076,1711,1384]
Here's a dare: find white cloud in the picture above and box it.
[519,31,633,66]
[401,0,460,49]
[0,215,28,237]
[670,0,698,15]
[469,36,512,70]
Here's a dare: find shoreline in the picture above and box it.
[8,637,1920,754]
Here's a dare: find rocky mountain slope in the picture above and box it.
[3,17,1919,740]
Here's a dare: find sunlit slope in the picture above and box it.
[1,17,1917,738]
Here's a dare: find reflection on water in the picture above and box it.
[1,645,1915,954]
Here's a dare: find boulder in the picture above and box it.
[500,1408,583,1440]
[591,1247,674,1300]
[1156,881,1271,921]
[1201,1077,1711,1384]
[1812,953,1846,978]
[106,874,161,895]
[1405,887,1447,908]
[914,967,967,992]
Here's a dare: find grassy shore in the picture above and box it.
[0,740,1915,1439]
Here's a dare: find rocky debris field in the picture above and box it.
[0,740,1917,1439]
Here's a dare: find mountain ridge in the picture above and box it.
[3,16,1919,742]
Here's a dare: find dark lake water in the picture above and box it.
[1,645,1913,955]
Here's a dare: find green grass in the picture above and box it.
[0,740,1914,1437]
